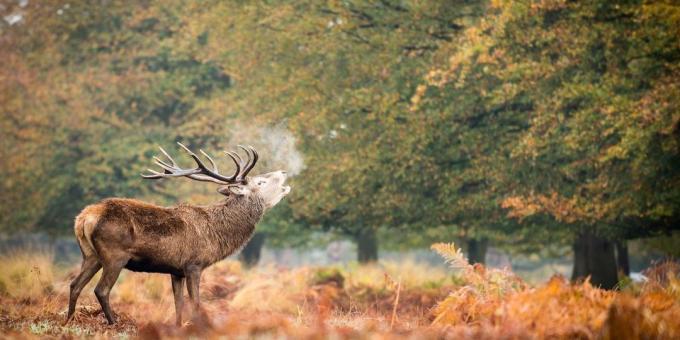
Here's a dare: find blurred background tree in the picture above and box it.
[415,0,680,288]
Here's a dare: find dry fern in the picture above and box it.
[431,242,469,271]
[430,243,680,339]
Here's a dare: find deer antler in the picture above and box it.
[142,143,258,184]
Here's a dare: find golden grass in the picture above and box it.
[0,245,678,339]
[344,259,449,291]
[229,266,310,314]
[117,273,170,304]
[0,250,54,300]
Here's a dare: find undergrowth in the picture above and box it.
[430,242,680,339]
[0,244,678,339]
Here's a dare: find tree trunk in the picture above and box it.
[239,232,266,268]
[615,241,630,276]
[571,231,619,289]
[356,228,378,263]
[467,238,488,265]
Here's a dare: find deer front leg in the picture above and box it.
[171,274,185,326]
[185,265,202,316]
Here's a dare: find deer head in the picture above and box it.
[142,143,291,209]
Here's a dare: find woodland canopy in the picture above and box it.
[1,0,679,289]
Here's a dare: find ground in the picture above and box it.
[0,244,678,339]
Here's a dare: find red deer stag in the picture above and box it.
[66,143,290,325]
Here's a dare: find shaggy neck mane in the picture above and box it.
[203,195,265,260]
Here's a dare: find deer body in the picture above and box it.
[76,196,264,275]
[66,144,290,325]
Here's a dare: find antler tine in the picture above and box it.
[225,150,243,164]
[153,156,174,171]
[199,149,218,172]
[237,144,258,179]
[177,142,201,166]
[224,151,241,180]
[158,146,177,166]
[141,168,165,179]
[236,145,251,180]
[237,145,251,165]
[249,145,259,169]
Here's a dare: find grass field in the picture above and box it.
[0,243,678,339]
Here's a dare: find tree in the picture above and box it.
[173,0,485,262]
[416,0,680,288]
[1,1,240,233]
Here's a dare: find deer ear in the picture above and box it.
[218,185,248,196]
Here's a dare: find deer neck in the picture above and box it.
[204,195,265,259]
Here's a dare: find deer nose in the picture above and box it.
[280,171,287,175]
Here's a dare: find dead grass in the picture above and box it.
[0,245,678,339]
[230,266,310,314]
[0,250,54,300]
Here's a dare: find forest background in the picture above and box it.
[1,0,679,290]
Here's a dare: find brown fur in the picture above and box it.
[67,195,265,325]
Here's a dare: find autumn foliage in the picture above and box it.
[431,243,680,339]
[1,0,679,338]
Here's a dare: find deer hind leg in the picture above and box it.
[66,256,102,323]
[171,274,185,326]
[93,256,128,324]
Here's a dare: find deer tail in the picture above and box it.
[74,205,102,257]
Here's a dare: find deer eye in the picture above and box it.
[257,181,265,186]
